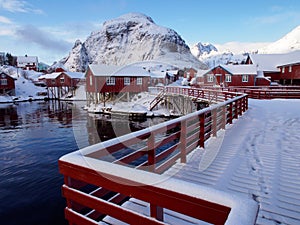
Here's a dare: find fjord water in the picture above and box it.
[0,101,166,225]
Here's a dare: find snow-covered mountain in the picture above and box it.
[191,25,300,68]
[260,25,300,54]
[190,42,218,58]
[191,42,248,67]
[59,13,207,72]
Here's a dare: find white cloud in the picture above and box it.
[215,42,270,54]
[0,15,12,24]
[15,25,72,53]
[0,0,43,14]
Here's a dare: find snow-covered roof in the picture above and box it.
[196,69,211,77]
[17,56,38,63]
[64,72,85,79]
[151,71,166,78]
[248,50,300,71]
[220,64,257,75]
[89,64,151,77]
[39,72,61,79]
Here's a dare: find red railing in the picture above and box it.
[149,87,239,111]
[59,91,258,225]
[199,86,300,99]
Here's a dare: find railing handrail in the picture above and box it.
[59,89,256,225]
[59,154,259,225]
[80,94,245,157]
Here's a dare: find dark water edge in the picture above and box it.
[0,101,168,225]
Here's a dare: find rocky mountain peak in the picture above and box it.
[61,13,207,72]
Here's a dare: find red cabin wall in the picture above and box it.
[256,77,271,86]
[264,72,280,82]
[203,67,256,87]
[279,64,300,80]
[0,74,15,90]
[45,74,72,87]
[86,68,150,93]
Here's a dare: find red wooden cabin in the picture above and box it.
[202,64,270,87]
[0,72,15,96]
[246,51,300,84]
[278,62,300,85]
[86,64,151,104]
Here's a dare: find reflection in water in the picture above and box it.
[0,105,18,127]
[0,100,169,225]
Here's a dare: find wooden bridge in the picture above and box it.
[59,88,259,225]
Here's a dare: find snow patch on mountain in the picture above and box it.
[60,13,207,72]
[260,25,300,54]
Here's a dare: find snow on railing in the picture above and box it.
[59,93,256,225]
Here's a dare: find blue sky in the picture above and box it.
[1,0,300,64]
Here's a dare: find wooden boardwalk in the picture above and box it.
[164,99,300,225]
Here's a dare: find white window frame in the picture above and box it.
[89,75,93,86]
[225,74,232,82]
[124,77,131,85]
[242,75,249,82]
[60,77,65,84]
[282,67,285,73]
[136,77,142,85]
[0,79,8,85]
[289,66,292,73]
[106,77,115,86]
[207,74,214,83]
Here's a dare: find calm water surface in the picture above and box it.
[0,101,167,225]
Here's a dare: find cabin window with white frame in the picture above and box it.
[289,66,292,73]
[137,77,142,85]
[106,77,115,85]
[60,77,65,84]
[207,74,214,82]
[0,79,7,85]
[89,75,93,86]
[225,74,232,82]
[242,75,249,82]
[282,67,285,73]
[124,77,131,85]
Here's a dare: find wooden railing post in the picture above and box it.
[238,99,242,116]
[212,109,217,137]
[222,105,226,129]
[199,113,205,148]
[228,102,233,124]
[234,100,238,119]
[148,134,156,172]
[150,204,164,222]
[180,119,187,163]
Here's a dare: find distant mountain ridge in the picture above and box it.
[58,13,207,72]
[191,25,300,67]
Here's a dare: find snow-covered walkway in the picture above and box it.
[165,99,300,225]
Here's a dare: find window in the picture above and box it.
[106,77,115,85]
[225,74,232,82]
[242,75,248,82]
[282,67,285,73]
[289,66,292,73]
[124,77,131,85]
[207,74,214,82]
[137,77,142,85]
[0,79,7,85]
[89,75,93,86]
[51,79,55,84]
[60,77,65,83]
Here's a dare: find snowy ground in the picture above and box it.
[164,99,300,225]
[0,66,47,103]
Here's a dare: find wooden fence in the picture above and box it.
[59,90,258,225]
